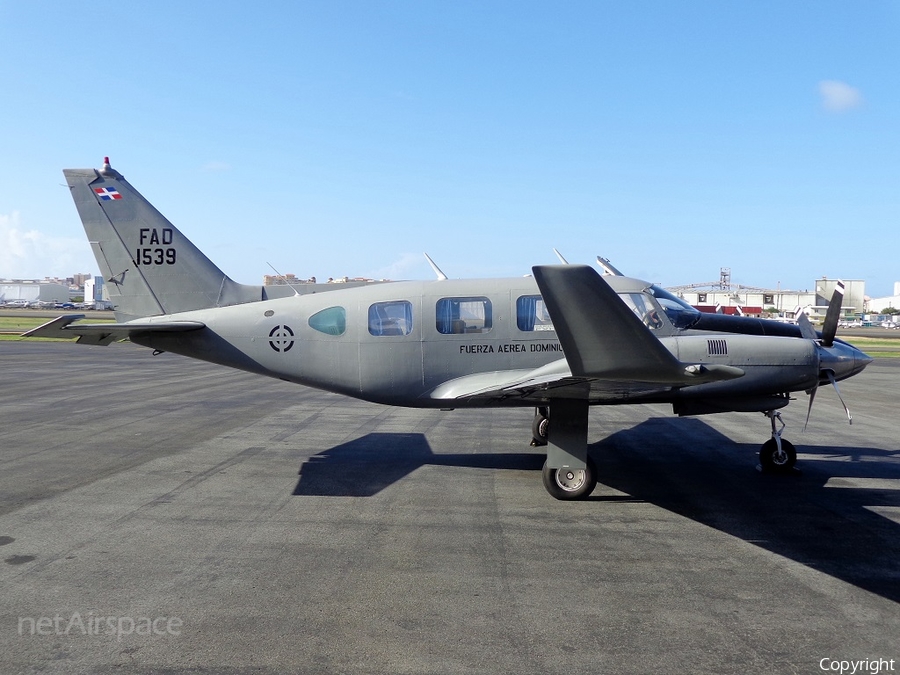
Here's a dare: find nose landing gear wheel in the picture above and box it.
[542,457,597,500]
[759,438,797,473]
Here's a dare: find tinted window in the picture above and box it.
[649,285,700,329]
[368,301,413,336]
[436,297,492,334]
[308,306,346,336]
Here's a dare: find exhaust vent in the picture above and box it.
[707,339,728,356]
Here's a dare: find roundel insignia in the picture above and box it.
[268,325,295,352]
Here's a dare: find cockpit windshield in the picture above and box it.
[648,285,701,329]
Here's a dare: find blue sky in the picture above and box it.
[1,2,898,296]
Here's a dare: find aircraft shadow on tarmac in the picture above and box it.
[293,432,544,498]
[294,419,900,603]
[595,417,900,604]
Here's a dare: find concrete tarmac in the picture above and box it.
[1,341,898,674]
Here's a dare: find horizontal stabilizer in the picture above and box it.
[532,265,744,385]
[23,315,205,346]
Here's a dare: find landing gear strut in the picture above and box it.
[759,410,797,473]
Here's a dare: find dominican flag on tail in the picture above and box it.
[93,187,122,201]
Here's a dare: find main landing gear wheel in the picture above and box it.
[531,407,549,447]
[542,457,597,500]
[531,416,549,447]
[759,438,797,473]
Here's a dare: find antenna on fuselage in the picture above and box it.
[423,253,448,281]
[553,248,570,264]
[596,256,624,276]
[266,262,301,296]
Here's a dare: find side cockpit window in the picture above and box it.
[516,295,554,332]
[368,300,413,336]
[619,293,664,329]
[308,306,346,336]
[436,297,492,334]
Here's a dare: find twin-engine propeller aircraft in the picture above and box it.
[26,159,873,500]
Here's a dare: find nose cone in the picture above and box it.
[818,340,873,382]
[854,348,875,374]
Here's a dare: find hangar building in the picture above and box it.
[866,282,900,314]
[665,269,865,322]
[0,281,69,305]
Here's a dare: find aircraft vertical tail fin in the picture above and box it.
[63,159,264,321]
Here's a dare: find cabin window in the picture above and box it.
[308,306,346,336]
[368,300,413,336]
[516,295,554,332]
[436,297,492,334]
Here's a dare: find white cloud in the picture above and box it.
[818,80,863,112]
[0,212,93,279]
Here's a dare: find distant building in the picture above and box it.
[263,273,386,287]
[263,273,306,286]
[867,281,900,314]
[72,272,93,288]
[0,280,69,304]
[84,276,103,302]
[694,305,764,317]
[666,268,864,322]
[813,278,865,321]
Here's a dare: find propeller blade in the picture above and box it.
[804,385,818,431]
[821,280,845,347]
[796,311,818,340]
[826,370,853,424]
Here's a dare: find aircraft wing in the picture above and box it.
[533,265,744,383]
[427,265,743,405]
[22,314,205,346]
[427,359,741,405]
[426,359,588,403]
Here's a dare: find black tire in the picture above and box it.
[542,457,597,500]
[531,414,549,446]
[759,438,797,473]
